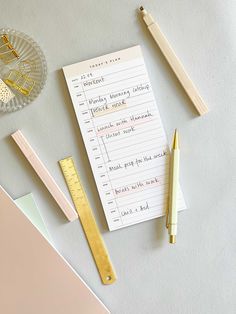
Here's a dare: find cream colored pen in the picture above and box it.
[139,6,209,116]
[166,129,179,244]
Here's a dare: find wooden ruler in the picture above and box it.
[59,157,116,285]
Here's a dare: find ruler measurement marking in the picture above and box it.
[59,157,116,285]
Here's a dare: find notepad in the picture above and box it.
[63,45,186,231]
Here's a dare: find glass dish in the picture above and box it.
[0,28,47,112]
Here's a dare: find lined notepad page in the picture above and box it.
[63,45,186,231]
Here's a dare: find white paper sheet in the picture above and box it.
[63,45,186,231]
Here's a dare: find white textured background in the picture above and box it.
[0,1,236,313]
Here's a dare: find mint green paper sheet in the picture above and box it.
[15,193,51,242]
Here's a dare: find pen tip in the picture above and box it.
[173,129,179,149]
[139,6,144,11]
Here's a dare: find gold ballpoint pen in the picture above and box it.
[166,129,179,244]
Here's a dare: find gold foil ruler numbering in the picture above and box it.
[59,157,116,285]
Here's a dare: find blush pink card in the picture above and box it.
[0,185,110,314]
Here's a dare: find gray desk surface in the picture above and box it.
[0,1,235,313]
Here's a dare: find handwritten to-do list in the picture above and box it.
[63,45,186,231]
